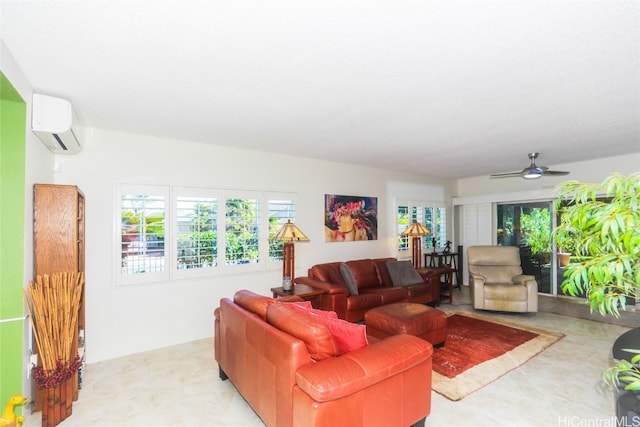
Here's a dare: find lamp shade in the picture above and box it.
[272,219,310,242]
[401,222,430,236]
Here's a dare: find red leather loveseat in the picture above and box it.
[295,258,440,322]
[214,290,433,427]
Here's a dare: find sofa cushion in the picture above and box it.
[360,286,408,304]
[266,303,340,361]
[346,293,384,312]
[402,283,432,300]
[373,259,394,287]
[286,301,338,319]
[386,261,424,286]
[310,262,346,286]
[345,259,381,289]
[340,263,359,295]
[234,289,276,320]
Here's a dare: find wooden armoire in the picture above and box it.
[33,184,86,408]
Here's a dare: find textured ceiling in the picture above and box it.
[1,0,638,178]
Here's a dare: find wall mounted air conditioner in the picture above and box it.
[32,93,83,154]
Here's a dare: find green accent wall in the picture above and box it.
[0,71,27,408]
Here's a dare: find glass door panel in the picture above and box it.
[496,201,554,295]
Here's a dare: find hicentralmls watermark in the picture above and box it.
[558,416,640,427]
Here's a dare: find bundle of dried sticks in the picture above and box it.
[23,272,84,371]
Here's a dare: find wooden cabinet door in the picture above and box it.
[34,184,84,275]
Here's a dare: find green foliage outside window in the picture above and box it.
[520,208,551,256]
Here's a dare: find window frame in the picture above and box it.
[115,183,296,286]
[395,200,447,259]
[116,184,170,286]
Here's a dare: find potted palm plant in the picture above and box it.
[554,172,640,418]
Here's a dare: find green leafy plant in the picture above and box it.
[520,208,551,256]
[554,172,640,390]
[553,210,577,254]
[603,351,640,391]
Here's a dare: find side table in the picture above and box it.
[271,284,324,308]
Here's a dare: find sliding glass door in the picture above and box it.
[496,201,555,295]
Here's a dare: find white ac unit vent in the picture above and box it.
[32,94,83,154]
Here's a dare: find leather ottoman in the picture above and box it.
[365,302,447,347]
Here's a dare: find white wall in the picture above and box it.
[53,128,453,362]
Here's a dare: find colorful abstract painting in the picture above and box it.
[324,194,378,242]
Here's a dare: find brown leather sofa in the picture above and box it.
[214,290,433,427]
[295,258,440,322]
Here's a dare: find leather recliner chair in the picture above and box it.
[467,246,538,312]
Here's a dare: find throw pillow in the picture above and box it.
[285,303,367,354]
[312,315,368,354]
[285,303,369,354]
[386,261,424,286]
[339,262,359,295]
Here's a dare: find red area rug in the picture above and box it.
[431,311,564,401]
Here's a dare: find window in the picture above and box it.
[118,185,169,285]
[268,198,296,261]
[396,201,447,256]
[116,184,295,285]
[176,195,217,270]
[397,205,410,252]
[225,198,260,265]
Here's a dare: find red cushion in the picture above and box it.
[316,315,368,354]
[284,302,367,354]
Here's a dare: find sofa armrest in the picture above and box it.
[512,274,536,286]
[470,272,486,286]
[295,334,432,402]
[295,277,349,295]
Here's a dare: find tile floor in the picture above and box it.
[22,287,636,427]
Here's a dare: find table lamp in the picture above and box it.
[401,222,430,268]
[272,219,310,287]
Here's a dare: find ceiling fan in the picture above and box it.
[490,153,570,180]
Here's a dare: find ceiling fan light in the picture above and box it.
[523,171,542,179]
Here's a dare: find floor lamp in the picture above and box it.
[272,219,310,289]
[401,222,430,269]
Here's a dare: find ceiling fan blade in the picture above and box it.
[489,153,571,179]
[489,172,524,178]
[542,170,570,176]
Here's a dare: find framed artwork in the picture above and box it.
[324,194,378,242]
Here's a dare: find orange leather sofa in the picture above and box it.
[295,258,440,322]
[214,290,433,427]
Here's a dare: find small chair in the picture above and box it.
[467,246,538,313]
